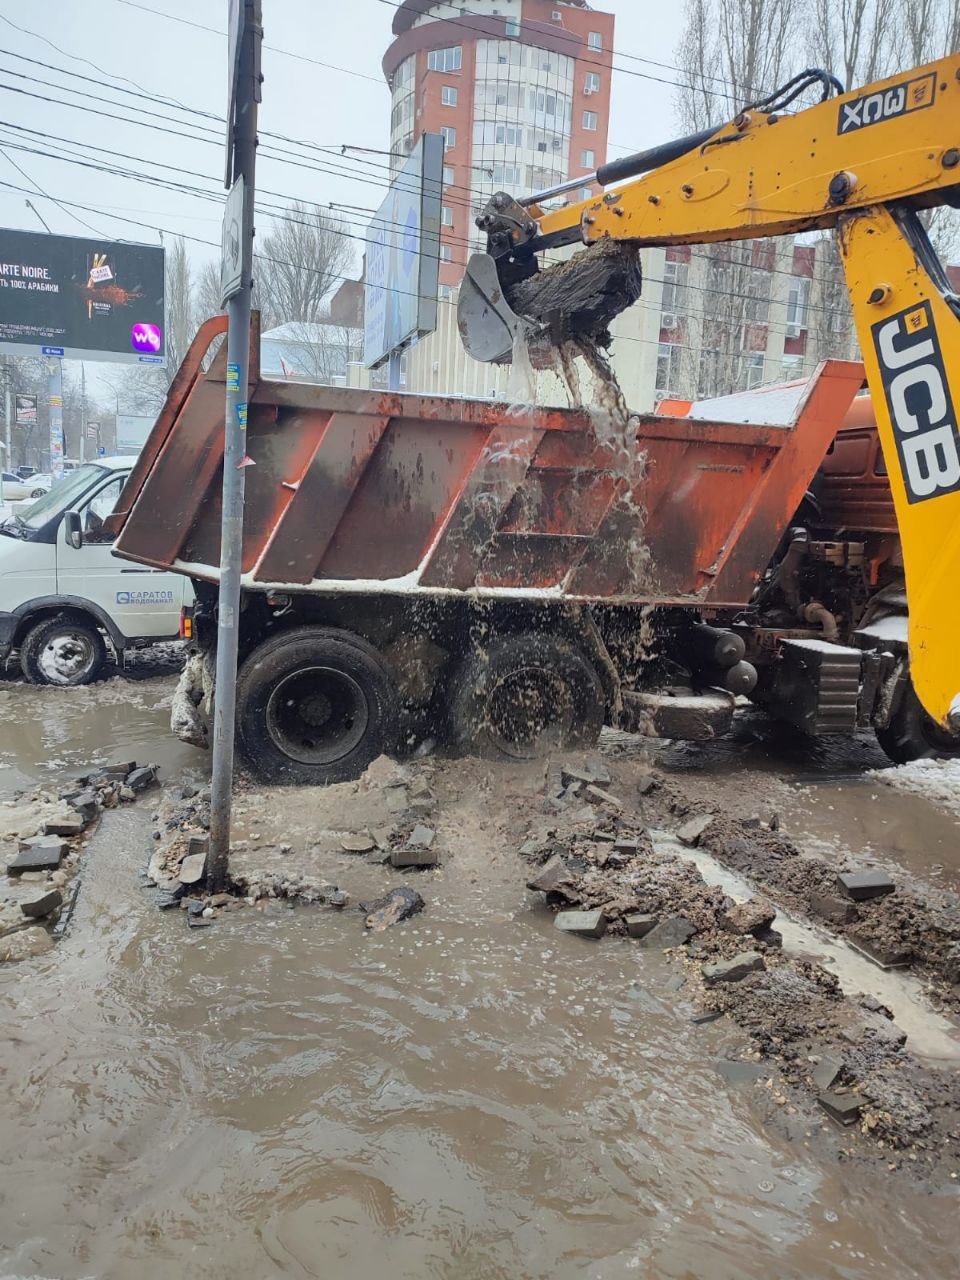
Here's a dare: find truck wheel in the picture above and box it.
[20,615,107,685]
[235,627,400,784]
[875,680,960,764]
[448,633,604,760]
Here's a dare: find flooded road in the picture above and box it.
[2,676,959,1278]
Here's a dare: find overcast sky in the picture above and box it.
[0,0,685,266]
[0,0,685,404]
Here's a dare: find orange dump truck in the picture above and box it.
[105,317,957,782]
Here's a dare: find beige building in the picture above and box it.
[376,232,851,413]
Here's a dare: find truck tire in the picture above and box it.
[235,627,400,784]
[20,615,107,685]
[875,679,960,764]
[448,633,604,760]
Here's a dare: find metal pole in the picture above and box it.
[79,364,86,466]
[3,361,11,476]
[48,359,64,480]
[388,348,402,392]
[208,1,261,892]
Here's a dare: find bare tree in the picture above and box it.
[194,259,223,324]
[254,203,356,330]
[164,237,195,378]
[806,0,897,89]
[673,0,803,396]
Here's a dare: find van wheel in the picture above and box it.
[875,679,960,764]
[235,627,400,784]
[448,633,604,760]
[20,616,107,686]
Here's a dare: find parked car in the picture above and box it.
[1,471,35,502]
[24,474,53,498]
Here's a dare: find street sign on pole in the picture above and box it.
[209,0,262,893]
[220,175,245,306]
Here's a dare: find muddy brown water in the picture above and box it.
[2,676,959,1278]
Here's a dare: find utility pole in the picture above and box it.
[208,0,262,891]
[48,359,64,479]
[79,364,87,465]
[2,360,11,480]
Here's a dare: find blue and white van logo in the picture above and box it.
[116,589,174,605]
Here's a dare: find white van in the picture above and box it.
[0,456,192,685]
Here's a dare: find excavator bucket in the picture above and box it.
[457,252,525,364]
[458,241,644,366]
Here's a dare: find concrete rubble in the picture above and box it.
[0,760,159,963]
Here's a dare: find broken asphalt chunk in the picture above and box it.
[20,888,63,920]
[836,870,895,901]
[340,832,376,854]
[625,912,659,940]
[7,839,67,874]
[364,887,425,931]
[126,765,158,793]
[812,1056,844,1092]
[702,950,765,985]
[525,854,574,895]
[585,785,623,810]
[846,929,912,970]
[637,916,695,949]
[390,847,438,869]
[554,908,607,938]
[67,789,99,822]
[42,814,84,838]
[676,815,714,846]
[177,852,207,886]
[817,1090,861,1125]
[720,897,776,937]
[809,892,859,925]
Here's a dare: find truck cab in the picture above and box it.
[0,457,191,684]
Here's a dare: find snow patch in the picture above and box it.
[869,756,960,818]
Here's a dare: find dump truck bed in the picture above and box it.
[110,317,864,608]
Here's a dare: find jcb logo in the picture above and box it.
[838,72,936,134]
[872,301,960,504]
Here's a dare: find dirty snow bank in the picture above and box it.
[869,758,960,818]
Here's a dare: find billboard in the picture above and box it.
[116,413,156,455]
[364,133,442,369]
[15,393,37,425]
[0,228,165,365]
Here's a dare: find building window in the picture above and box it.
[441,205,453,226]
[781,354,802,380]
[505,18,520,36]
[579,186,593,201]
[661,258,688,328]
[581,148,595,169]
[440,125,456,149]
[656,342,683,399]
[438,283,453,301]
[441,85,458,106]
[551,9,562,20]
[786,275,811,336]
[427,46,462,73]
[743,352,765,389]
[494,124,523,146]
[443,165,455,185]
[584,71,601,94]
[587,31,603,51]
[440,244,453,262]
[582,110,598,131]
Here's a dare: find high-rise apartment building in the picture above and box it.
[383,0,615,287]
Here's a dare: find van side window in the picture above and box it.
[83,476,124,538]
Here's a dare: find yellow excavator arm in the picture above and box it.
[458,56,960,735]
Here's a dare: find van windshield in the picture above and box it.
[18,465,113,531]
